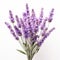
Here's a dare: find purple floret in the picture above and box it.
[14,25,22,36]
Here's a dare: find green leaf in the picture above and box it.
[17,49,26,55]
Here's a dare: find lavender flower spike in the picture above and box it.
[48,8,54,22]
[38,27,55,46]
[5,22,19,40]
[5,3,55,60]
[9,10,14,23]
[15,15,21,28]
[26,3,30,16]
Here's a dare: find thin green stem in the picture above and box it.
[27,50,32,60]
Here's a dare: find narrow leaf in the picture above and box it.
[17,49,26,55]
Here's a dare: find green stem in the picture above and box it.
[27,55,32,60]
[27,46,33,60]
[27,51,32,60]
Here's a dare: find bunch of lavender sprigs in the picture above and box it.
[5,3,55,60]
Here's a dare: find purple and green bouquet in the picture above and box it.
[5,3,55,60]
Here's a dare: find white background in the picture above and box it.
[0,0,59,60]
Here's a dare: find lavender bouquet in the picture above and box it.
[5,3,55,60]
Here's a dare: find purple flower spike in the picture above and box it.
[31,9,36,19]
[39,8,44,21]
[40,8,44,18]
[48,8,54,22]
[26,3,30,16]
[41,17,47,30]
[9,10,14,23]
[38,8,44,26]
[38,27,55,46]
[15,15,21,28]
[5,22,19,40]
